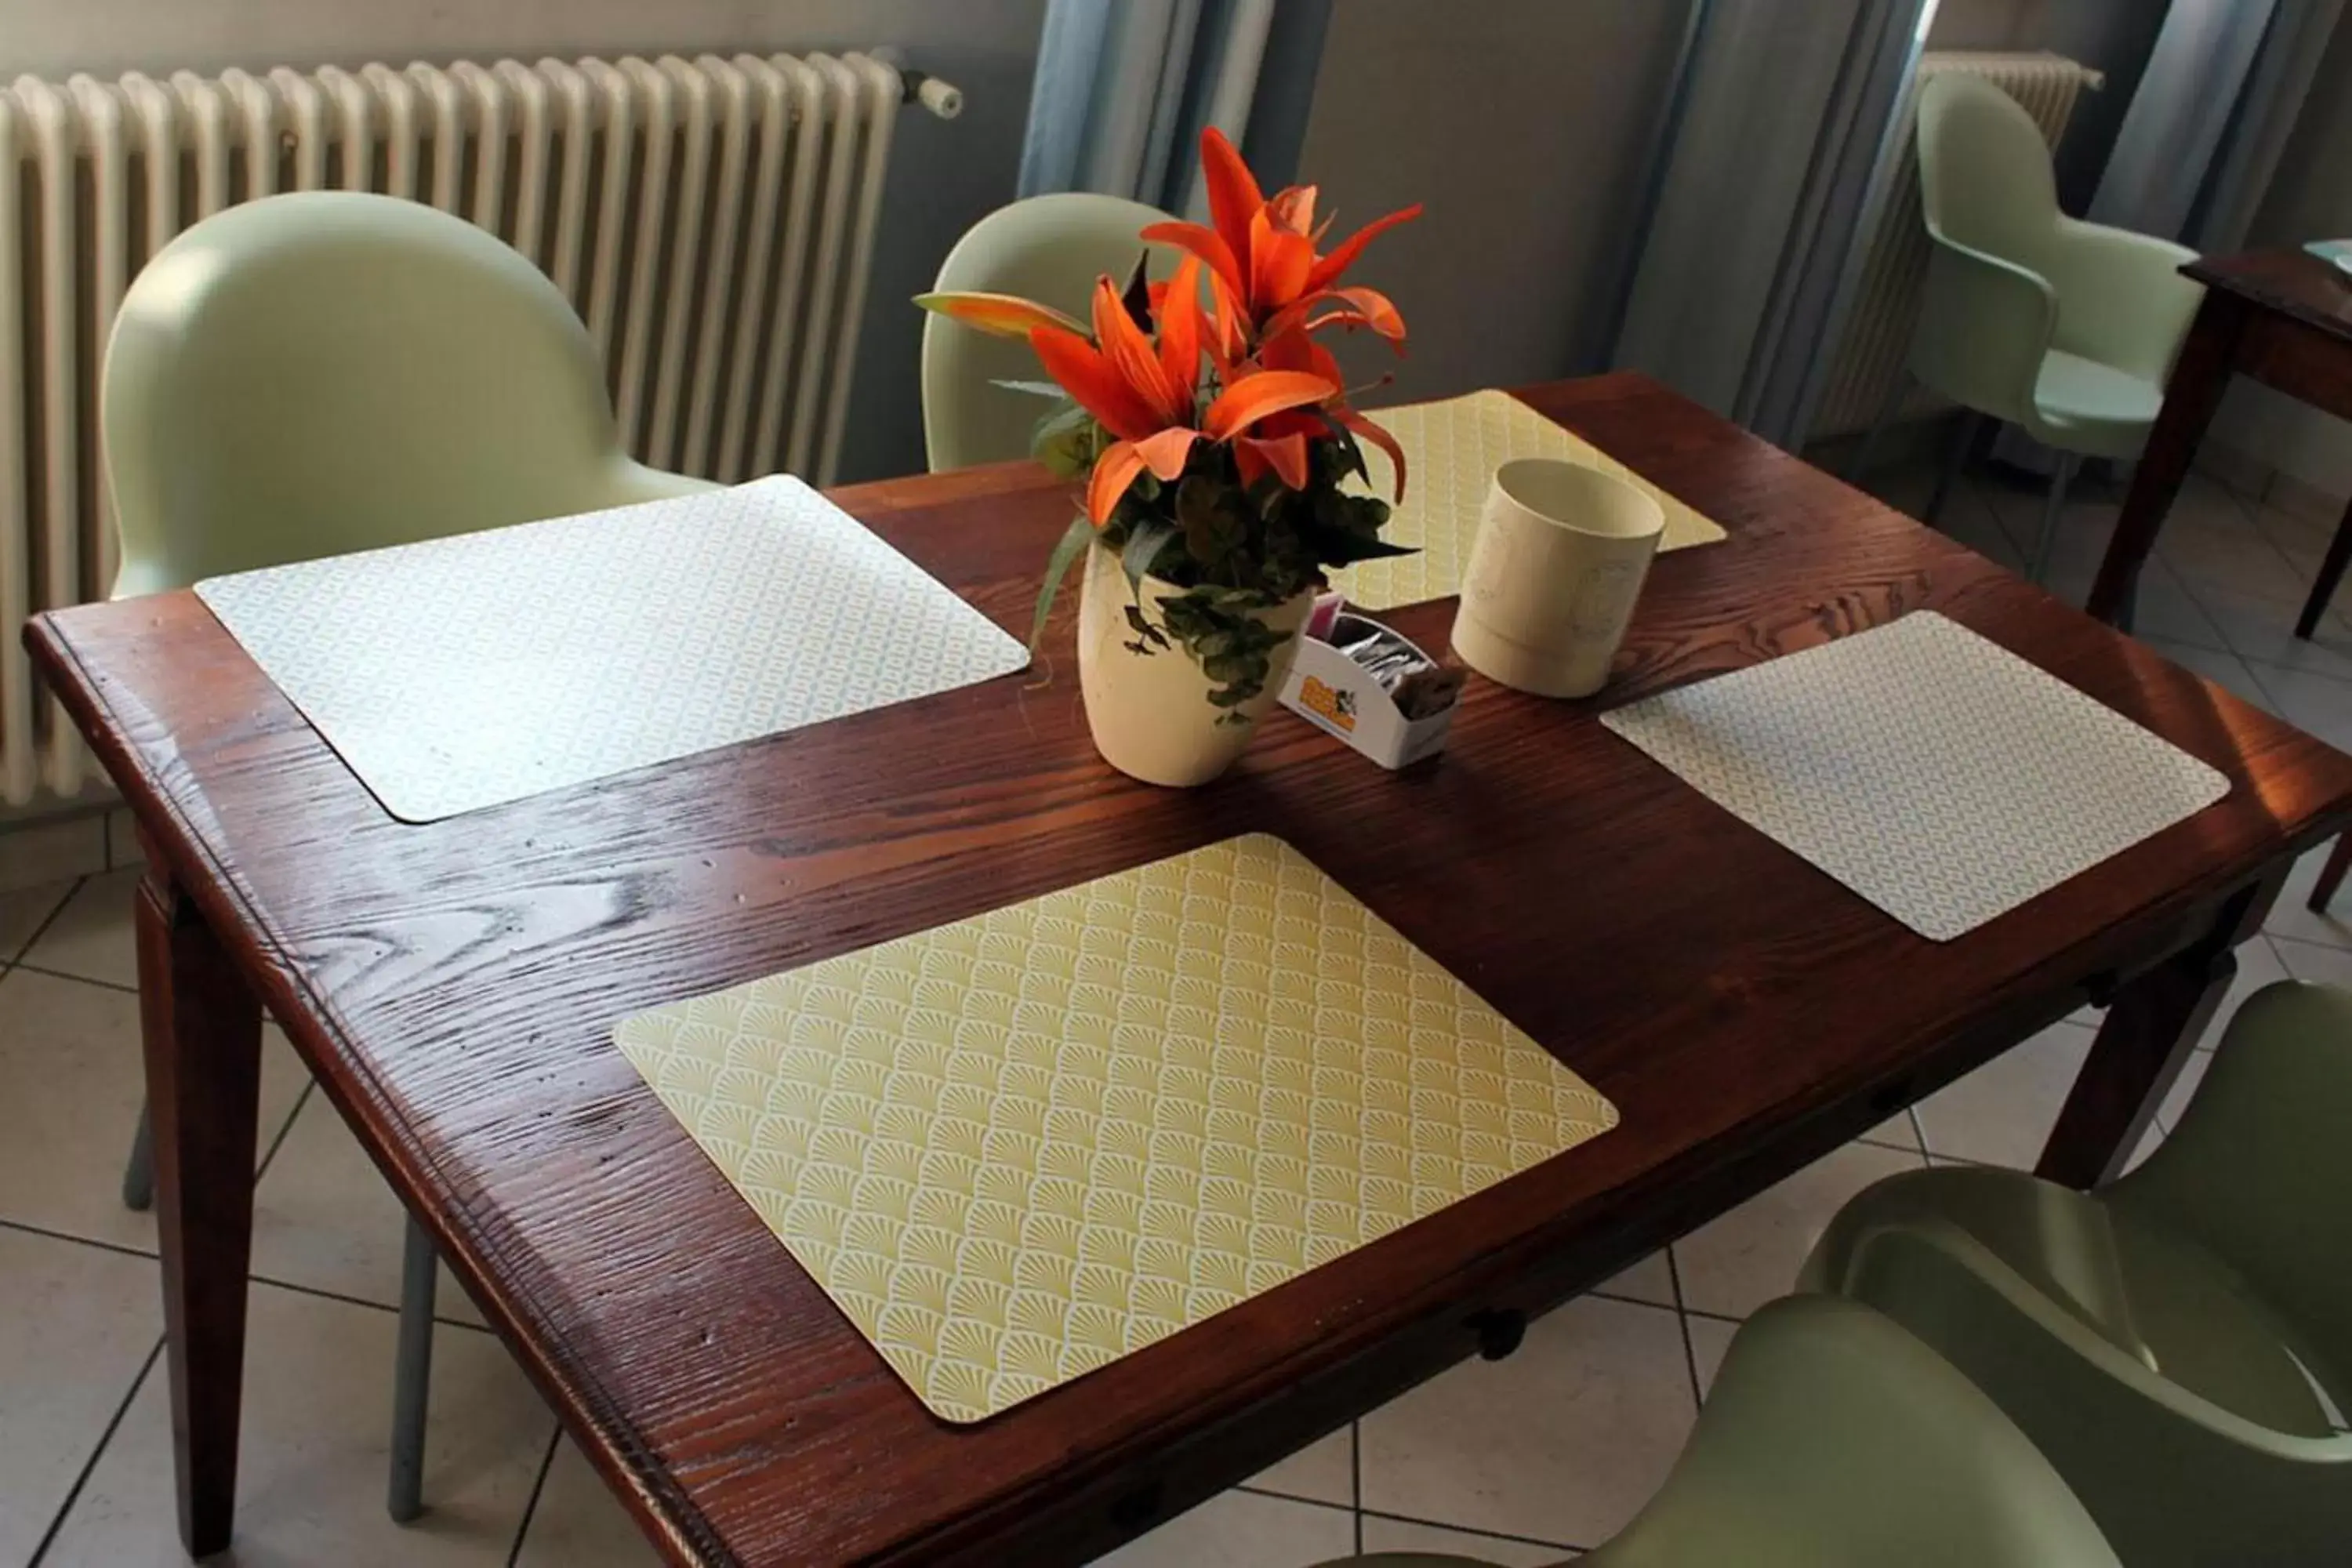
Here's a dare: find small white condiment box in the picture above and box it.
[1276,614,1457,769]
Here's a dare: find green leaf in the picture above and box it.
[992,378,1070,398]
[1120,521,1177,589]
[1032,400,1096,479]
[1028,515,1095,658]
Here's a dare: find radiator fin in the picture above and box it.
[2,50,916,805]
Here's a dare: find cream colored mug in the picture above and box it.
[1450,459,1665,698]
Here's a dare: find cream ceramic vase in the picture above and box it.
[1075,543,1313,787]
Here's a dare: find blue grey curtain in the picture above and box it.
[1015,0,1328,213]
[1608,0,1935,446]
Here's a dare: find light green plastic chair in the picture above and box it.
[1853,72,2204,583]
[103,189,714,1522]
[1802,979,2352,1567]
[919,192,1174,472]
[1310,1294,2119,1568]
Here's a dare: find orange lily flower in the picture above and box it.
[1253,326,1409,502]
[1026,267,1337,526]
[1141,127,1421,350]
[910,289,1086,339]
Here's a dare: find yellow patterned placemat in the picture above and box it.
[612,833,1617,1424]
[1333,388,1729,612]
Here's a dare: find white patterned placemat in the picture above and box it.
[1599,614,2230,941]
[1332,388,1728,612]
[197,477,1028,822]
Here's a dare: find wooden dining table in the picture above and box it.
[25,372,2352,1566]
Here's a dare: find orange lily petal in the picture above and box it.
[1249,208,1316,314]
[1090,278,1189,428]
[1303,203,1423,292]
[1203,368,1338,441]
[913,290,1087,339]
[1237,432,1310,491]
[1258,325,1343,384]
[1266,183,1317,236]
[1344,409,1408,501]
[1134,425,1201,481]
[1029,325,1163,443]
[1139,220,1245,309]
[1234,439,1270,491]
[1085,440,1149,526]
[1156,256,1205,407]
[1320,285,1407,339]
[1199,126,1265,281]
[1209,273,1248,365]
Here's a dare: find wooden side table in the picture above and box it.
[2086,249,2352,913]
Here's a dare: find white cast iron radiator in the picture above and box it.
[0,51,960,806]
[1810,51,2103,441]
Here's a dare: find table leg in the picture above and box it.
[2085,292,2247,625]
[2311,835,2352,913]
[2037,875,2277,1188]
[2294,493,2352,640]
[135,860,263,1557]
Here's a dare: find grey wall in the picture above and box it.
[1289,0,1696,405]
[0,0,1047,481]
[1928,0,2172,212]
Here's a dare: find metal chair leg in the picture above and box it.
[1922,410,1982,529]
[2030,453,2081,585]
[122,1101,155,1210]
[387,1213,437,1523]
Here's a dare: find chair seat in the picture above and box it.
[1813,1166,2336,1436]
[2031,348,2164,459]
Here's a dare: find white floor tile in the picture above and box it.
[1358,1294,1692,1549]
[1671,1142,1924,1319]
[45,1284,553,1566]
[252,1091,485,1325]
[2197,586,2352,682]
[512,1439,661,1568]
[1090,1489,1356,1568]
[1594,1250,1675,1308]
[1684,1316,1737,1404]
[0,968,308,1250]
[0,877,73,961]
[0,1228,161,1564]
[2119,561,2230,653]
[0,814,107,893]
[1248,1421,1355,1508]
[105,809,148,871]
[1914,1020,2095,1171]
[1859,1110,1922,1152]
[2271,934,2352,991]
[2265,844,2352,949]
[1358,1514,1575,1565]
[21,866,143,989]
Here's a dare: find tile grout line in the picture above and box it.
[13,961,140,996]
[1665,1246,1704,1411]
[1352,1504,1590,1556]
[26,1332,166,1566]
[507,1427,565,1567]
[0,1214,496,1334]
[2,872,85,968]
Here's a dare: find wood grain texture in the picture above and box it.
[27,372,2352,1566]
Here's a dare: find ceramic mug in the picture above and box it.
[1450,459,1665,698]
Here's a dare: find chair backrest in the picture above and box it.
[1915,72,2059,265]
[1585,1294,2121,1567]
[920,192,1175,473]
[103,191,706,597]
